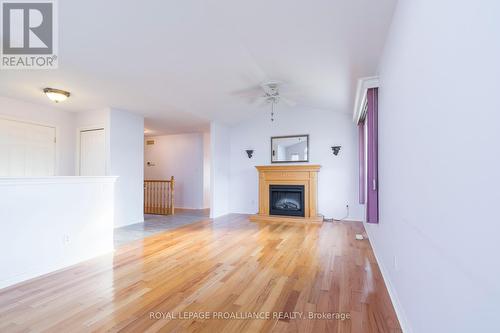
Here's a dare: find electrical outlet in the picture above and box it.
[62,235,70,245]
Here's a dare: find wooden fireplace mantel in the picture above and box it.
[250,165,322,224]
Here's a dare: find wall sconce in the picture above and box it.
[245,149,254,159]
[331,146,341,156]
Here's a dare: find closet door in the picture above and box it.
[79,129,106,176]
[0,118,56,176]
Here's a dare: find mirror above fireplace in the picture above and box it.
[271,134,309,163]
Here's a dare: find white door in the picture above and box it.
[79,129,106,176]
[0,118,56,176]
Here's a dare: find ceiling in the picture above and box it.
[0,0,397,135]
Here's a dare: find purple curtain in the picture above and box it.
[366,88,379,223]
[358,121,365,204]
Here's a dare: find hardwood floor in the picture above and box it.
[0,214,401,333]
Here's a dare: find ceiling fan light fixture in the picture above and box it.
[43,88,70,103]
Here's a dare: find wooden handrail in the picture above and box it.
[144,180,173,182]
[144,176,175,215]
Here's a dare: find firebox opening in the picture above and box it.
[269,185,305,217]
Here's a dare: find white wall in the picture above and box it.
[0,177,116,289]
[210,121,230,218]
[75,107,144,227]
[144,133,205,209]
[0,96,75,175]
[228,107,362,220]
[368,1,500,332]
[109,108,144,227]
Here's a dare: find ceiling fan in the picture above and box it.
[259,81,297,122]
[233,81,297,122]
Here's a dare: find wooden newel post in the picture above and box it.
[170,176,175,215]
[143,182,146,212]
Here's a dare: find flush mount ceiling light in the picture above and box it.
[43,88,70,103]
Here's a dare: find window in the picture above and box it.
[365,88,379,223]
[358,88,379,223]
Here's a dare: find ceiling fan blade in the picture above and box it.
[257,98,270,108]
[281,96,297,107]
[229,86,262,98]
[248,95,263,105]
[278,82,311,97]
[238,44,270,83]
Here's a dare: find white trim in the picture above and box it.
[364,225,412,333]
[0,176,118,186]
[0,112,57,129]
[353,76,380,123]
[0,246,114,291]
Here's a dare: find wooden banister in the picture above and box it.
[144,177,175,215]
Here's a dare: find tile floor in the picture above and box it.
[114,209,210,247]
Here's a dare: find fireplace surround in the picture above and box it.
[250,165,322,224]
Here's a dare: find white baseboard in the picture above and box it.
[0,246,114,291]
[364,225,412,333]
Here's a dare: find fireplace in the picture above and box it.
[250,165,321,224]
[269,185,305,217]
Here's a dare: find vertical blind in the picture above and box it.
[365,88,379,223]
[358,88,379,223]
[358,121,366,204]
